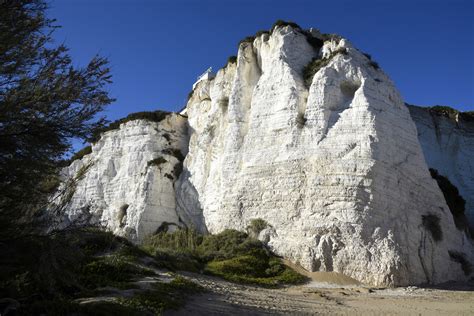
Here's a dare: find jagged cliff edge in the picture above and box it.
[55,22,473,287]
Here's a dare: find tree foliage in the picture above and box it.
[0,1,114,310]
[0,0,114,235]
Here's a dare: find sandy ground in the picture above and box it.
[166,270,474,316]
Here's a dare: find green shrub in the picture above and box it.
[162,148,185,161]
[80,255,154,289]
[172,162,183,179]
[429,105,459,119]
[226,55,237,66]
[320,33,342,42]
[427,106,474,122]
[142,228,203,254]
[239,36,255,46]
[271,20,301,33]
[117,204,129,228]
[140,228,307,287]
[255,30,269,38]
[89,111,170,143]
[117,276,202,314]
[303,32,324,50]
[205,255,306,287]
[247,218,268,237]
[368,60,379,69]
[197,229,257,260]
[448,251,472,275]
[422,214,443,242]
[460,111,474,122]
[70,145,92,162]
[429,168,469,233]
[147,157,167,168]
[302,47,348,88]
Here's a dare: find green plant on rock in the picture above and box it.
[239,36,256,46]
[247,218,268,238]
[89,110,170,143]
[368,60,380,69]
[255,30,269,38]
[70,145,92,162]
[147,157,167,168]
[271,20,302,33]
[226,55,237,66]
[459,111,474,122]
[303,47,348,88]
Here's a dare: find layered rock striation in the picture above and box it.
[176,25,473,286]
[408,105,474,228]
[58,23,473,286]
[58,113,188,242]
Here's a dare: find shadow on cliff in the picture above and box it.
[174,169,208,234]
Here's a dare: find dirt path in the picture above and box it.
[166,273,474,315]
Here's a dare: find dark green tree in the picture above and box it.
[0,1,114,309]
[0,0,114,237]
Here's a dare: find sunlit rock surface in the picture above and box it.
[176,25,473,286]
[59,24,473,286]
[59,114,188,242]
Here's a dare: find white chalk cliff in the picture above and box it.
[59,24,473,286]
[408,105,474,227]
[58,114,188,242]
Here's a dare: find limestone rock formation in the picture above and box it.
[176,25,473,286]
[57,23,473,286]
[58,113,188,242]
[409,105,474,227]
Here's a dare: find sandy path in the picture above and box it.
[165,272,474,316]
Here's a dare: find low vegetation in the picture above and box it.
[429,168,470,235]
[239,36,256,46]
[226,55,237,66]
[237,19,325,53]
[147,157,168,168]
[247,218,268,238]
[422,214,443,242]
[428,105,474,122]
[142,228,307,287]
[460,111,474,122]
[162,148,185,162]
[70,145,92,162]
[89,110,170,143]
[270,20,301,33]
[303,48,348,88]
[117,276,202,315]
[0,228,202,315]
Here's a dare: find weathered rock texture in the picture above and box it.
[409,105,474,227]
[58,24,473,287]
[176,25,473,286]
[59,113,188,242]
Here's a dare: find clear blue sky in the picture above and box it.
[50,0,473,124]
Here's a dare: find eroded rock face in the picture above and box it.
[176,26,473,286]
[58,113,188,242]
[58,24,473,287]
[409,105,474,228]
